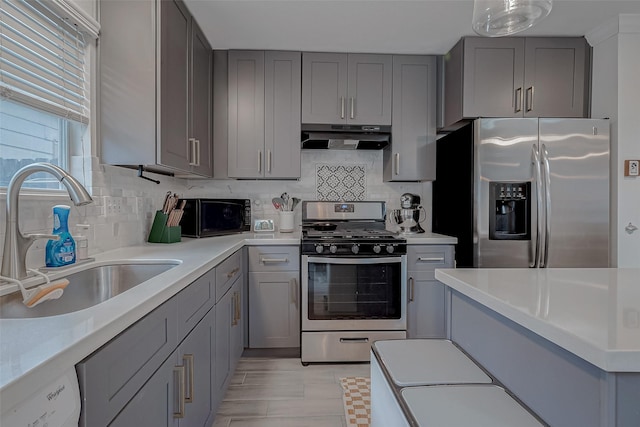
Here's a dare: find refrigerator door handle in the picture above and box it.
[532,145,543,268]
[541,144,552,268]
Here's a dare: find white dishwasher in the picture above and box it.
[1,367,81,427]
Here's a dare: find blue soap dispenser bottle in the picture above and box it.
[46,205,76,267]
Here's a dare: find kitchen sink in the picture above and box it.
[0,261,179,319]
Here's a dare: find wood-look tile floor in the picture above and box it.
[211,351,371,427]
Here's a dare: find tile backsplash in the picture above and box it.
[0,150,430,271]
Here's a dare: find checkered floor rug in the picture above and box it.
[340,377,371,427]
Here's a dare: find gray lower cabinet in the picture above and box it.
[76,253,245,427]
[99,0,212,177]
[302,52,392,126]
[248,246,300,348]
[110,308,215,427]
[406,244,455,339]
[444,37,590,128]
[226,50,301,179]
[383,55,437,182]
[214,272,244,407]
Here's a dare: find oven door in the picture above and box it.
[301,255,407,331]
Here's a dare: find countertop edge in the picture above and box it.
[434,268,640,373]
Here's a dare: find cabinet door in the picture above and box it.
[214,288,232,396]
[523,38,589,118]
[302,52,348,124]
[385,55,437,181]
[189,19,213,177]
[265,51,301,179]
[347,54,392,125]
[230,278,245,364]
[407,276,446,339]
[159,0,190,171]
[249,271,300,348]
[228,50,265,178]
[462,37,525,118]
[177,308,214,427]
[108,352,177,427]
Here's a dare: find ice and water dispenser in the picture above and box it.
[489,182,531,240]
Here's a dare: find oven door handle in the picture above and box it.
[305,256,403,265]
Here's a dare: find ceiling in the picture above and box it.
[182,0,640,54]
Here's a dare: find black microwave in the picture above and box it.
[180,199,251,237]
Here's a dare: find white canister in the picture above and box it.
[279,211,295,232]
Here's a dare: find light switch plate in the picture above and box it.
[624,160,639,177]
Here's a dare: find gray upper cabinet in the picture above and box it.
[227,50,301,179]
[444,37,590,128]
[302,53,392,125]
[384,55,437,182]
[100,0,213,177]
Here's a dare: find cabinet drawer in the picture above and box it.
[248,246,300,272]
[407,245,455,274]
[176,268,215,341]
[77,299,178,427]
[216,250,243,302]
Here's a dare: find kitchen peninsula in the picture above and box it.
[435,268,640,427]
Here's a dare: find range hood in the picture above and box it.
[301,124,391,150]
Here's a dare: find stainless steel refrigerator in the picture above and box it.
[433,118,610,268]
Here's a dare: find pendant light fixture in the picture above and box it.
[472,0,553,37]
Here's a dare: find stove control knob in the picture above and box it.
[329,245,338,254]
[315,245,324,254]
[386,245,395,254]
[351,245,360,254]
[373,245,382,254]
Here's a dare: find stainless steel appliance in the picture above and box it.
[433,118,610,268]
[301,201,407,364]
[180,198,251,237]
[301,124,391,150]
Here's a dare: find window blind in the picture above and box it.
[0,0,92,124]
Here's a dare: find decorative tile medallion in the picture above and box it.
[316,164,366,201]
[340,376,371,427]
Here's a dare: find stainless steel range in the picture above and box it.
[300,201,407,365]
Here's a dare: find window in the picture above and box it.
[0,0,99,189]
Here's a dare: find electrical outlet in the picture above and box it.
[625,160,639,177]
[103,196,123,216]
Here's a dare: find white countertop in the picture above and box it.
[435,268,640,372]
[0,229,455,412]
[402,232,457,245]
[0,232,298,413]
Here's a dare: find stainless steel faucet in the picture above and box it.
[1,163,93,280]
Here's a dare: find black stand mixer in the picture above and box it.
[388,193,426,234]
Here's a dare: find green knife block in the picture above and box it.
[148,210,181,243]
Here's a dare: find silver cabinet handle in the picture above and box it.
[173,365,186,418]
[340,337,369,343]
[350,97,355,119]
[526,86,534,112]
[541,144,551,268]
[226,267,240,279]
[340,96,345,119]
[394,153,400,175]
[532,145,543,268]
[231,292,238,326]
[194,139,201,166]
[267,150,272,173]
[417,257,445,262]
[290,278,298,307]
[183,354,194,403]
[515,87,523,113]
[236,291,241,322]
[258,151,263,173]
[188,138,197,166]
[261,257,289,263]
[409,277,415,302]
